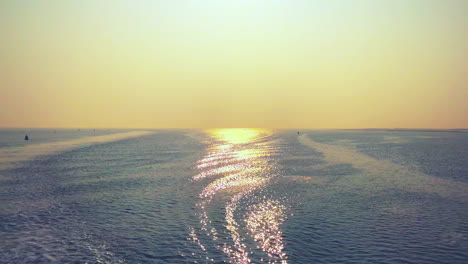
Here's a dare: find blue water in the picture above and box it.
[0,129,467,263]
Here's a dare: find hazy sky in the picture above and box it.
[1,0,467,128]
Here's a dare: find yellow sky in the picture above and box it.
[1,0,467,128]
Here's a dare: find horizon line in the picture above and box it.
[1,127,467,131]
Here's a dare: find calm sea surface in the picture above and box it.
[1,128,467,263]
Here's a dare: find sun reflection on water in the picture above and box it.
[207,128,270,145]
[246,200,287,262]
[191,128,288,263]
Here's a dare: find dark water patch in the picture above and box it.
[282,181,468,264]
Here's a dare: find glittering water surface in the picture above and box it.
[1,129,467,263]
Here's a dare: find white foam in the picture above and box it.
[0,131,155,170]
[298,134,468,201]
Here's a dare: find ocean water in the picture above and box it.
[0,128,467,264]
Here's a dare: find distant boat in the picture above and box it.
[297,131,300,134]
[24,134,29,141]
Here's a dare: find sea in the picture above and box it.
[0,128,467,264]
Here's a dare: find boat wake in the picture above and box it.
[0,131,155,171]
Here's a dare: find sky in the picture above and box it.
[1,0,467,129]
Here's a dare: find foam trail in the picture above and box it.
[299,134,468,201]
[0,131,155,170]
